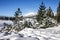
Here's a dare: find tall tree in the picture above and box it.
[56,2,60,23]
[36,2,46,23]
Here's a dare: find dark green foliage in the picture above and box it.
[56,2,60,23]
[47,7,54,18]
[24,21,33,28]
[36,14,41,22]
[57,16,60,23]
[24,21,29,27]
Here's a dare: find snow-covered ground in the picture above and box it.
[19,25,60,40]
[0,24,60,40]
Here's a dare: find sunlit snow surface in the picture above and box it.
[19,25,60,40]
[0,25,60,40]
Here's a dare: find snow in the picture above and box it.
[0,20,13,30]
[19,25,60,40]
[0,25,60,40]
[0,32,39,40]
[0,20,13,25]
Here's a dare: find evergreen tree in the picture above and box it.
[13,8,23,31]
[15,8,22,17]
[36,2,46,23]
[14,8,22,24]
[56,2,60,23]
[46,7,54,18]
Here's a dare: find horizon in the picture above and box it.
[0,0,60,17]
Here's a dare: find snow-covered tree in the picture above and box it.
[12,8,23,32]
[36,2,46,24]
[36,2,56,28]
[14,8,22,24]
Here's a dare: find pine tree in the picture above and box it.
[15,8,22,17]
[56,2,60,23]
[13,8,23,31]
[46,7,54,18]
[14,8,22,24]
[36,2,46,23]
[47,7,54,18]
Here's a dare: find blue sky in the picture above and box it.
[0,0,59,17]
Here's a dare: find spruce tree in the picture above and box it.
[13,8,23,31]
[15,8,22,17]
[14,8,22,24]
[46,7,54,18]
[57,2,60,23]
[36,2,46,23]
